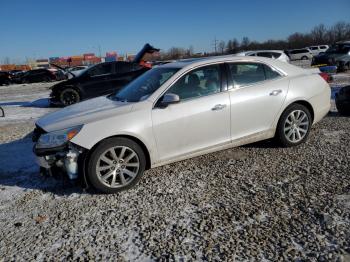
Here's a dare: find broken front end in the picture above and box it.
[32,125,86,180]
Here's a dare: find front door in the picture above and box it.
[152,64,231,162]
[83,62,114,97]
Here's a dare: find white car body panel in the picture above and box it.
[235,50,290,63]
[36,56,331,168]
[152,91,231,162]
[229,77,289,140]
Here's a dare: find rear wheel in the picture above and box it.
[343,62,350,72]
[59,88,80,106]
[301,56,308,60]
[87,138,146,193]
[276,104,312,147]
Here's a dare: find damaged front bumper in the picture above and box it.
[33,143,84,180]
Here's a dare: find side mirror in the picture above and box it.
[159,93,180,108]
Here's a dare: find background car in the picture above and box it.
[13,69,57,84]
[235,50,290,63]
[287,48,313,60]
[0,71,11,86]
[308,45,329,55]
[66,66,89,78]
[33,56,330,193]
[48,68,67,81]
[311,41,350,72]
[335,85,350,115]
[49,43,160,106]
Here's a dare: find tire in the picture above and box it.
[87,137,146,193]
[301,56,308,60]
[335,100,350,116]
[44,76,51,82]
[59,88,81,106]
[275,104,312,147]
[343,63,350,72]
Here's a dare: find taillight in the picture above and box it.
[319,72,331,83]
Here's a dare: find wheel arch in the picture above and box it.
[289,100,314,122]
[85,134,152,170]
[274,99,315,130]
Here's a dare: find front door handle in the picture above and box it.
[212,104,227,111]
[269,89,282,96]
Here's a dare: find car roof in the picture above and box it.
[160,55,305,76]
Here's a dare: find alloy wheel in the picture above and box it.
[283,110,310,143]
[61,90,79,105]
[96,146,140,188]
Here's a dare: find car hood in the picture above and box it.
[37,96,133,132]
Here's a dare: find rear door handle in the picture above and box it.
[269,89,282,96]
[212,104,227,111]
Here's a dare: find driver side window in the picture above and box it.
[89,63,113,77]
[165,65,221,100]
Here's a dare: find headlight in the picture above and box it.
[36,125,83,149]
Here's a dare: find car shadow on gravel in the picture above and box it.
[327,111,350,118]
[0,132,84,196]
[0,98,50,108]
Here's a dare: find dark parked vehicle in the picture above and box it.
[50,43,160,106]
[335,85,350,115]
[312,41,350,72]
[0,71,11,86]
[13,69,57,84]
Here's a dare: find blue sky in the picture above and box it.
[0,0,349,63]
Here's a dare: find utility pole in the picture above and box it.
[212,37,219,55]
[98,45,102,58]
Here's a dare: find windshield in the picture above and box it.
[74,66,90,77]
[113,67,179,102]
[326,44,350,54]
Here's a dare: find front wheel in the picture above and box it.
[87,138,146,193]
[275,104,312,147]
[59,88,80,106]
[301,56,309,60]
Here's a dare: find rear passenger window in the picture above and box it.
[271,52,281,59]
[116,62,133,74]
[229,63,281,87]
[257,52,273,58]
[229,63,265,87]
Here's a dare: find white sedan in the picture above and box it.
[33,56,330,193]
[235,50,290,63]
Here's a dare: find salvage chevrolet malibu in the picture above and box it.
[33,56,331,193]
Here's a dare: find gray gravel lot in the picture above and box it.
[0,65,349,261]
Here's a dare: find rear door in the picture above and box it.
[83,62,115,97]
[227,62,288,140]
[152,64,231,162]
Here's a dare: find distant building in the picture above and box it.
[36,59,49,68]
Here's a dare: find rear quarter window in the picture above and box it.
[264,65,281,80]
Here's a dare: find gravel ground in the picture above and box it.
[0,68,349,261]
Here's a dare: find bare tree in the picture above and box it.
[218,41,225,54]
[241,37,250,51]
[311,24,327,44]
[2,57,11,65]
